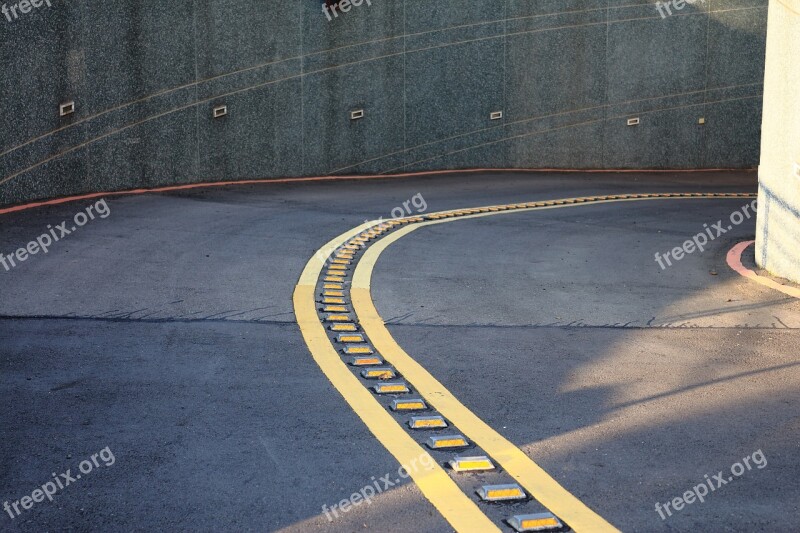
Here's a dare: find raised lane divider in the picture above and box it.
[295,192,756,532]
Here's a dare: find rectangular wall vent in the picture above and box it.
[59,101,75,117]
[213,105,228,118]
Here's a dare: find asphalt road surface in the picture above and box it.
[1,171,798,532]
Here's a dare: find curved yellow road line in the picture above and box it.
[351,206,625,533]
[296,193,756,532]
[293,223,500,533]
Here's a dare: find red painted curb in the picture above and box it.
[727,240,800,299]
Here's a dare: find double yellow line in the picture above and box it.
[294,223,498,532]
[294,193,754,532]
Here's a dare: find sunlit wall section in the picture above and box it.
[755,0,800,283]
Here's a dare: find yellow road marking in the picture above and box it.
[297,194,755,532]
[350,195,751,531]
[293,224,500,533]
[330,323,358,332]
[351,221,617,531]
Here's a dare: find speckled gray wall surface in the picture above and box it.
[0,0,768,206]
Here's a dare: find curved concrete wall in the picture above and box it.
[755,0,799,283]
[0,0,767,206]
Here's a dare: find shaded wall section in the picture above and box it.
[755,0,800,282]
[0,0,768,207]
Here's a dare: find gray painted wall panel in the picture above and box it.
[0,0,768,206]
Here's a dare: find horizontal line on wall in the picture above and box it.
[1,85,762,189]
[379,95,762,173]
[0,4,767,161]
